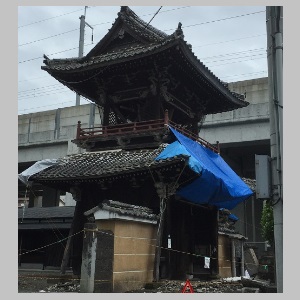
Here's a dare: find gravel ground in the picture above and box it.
[18,271,246,293]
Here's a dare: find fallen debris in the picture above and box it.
[241,277,277,293]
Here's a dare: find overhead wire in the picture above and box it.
[144,6,163,30]
[163,10,266,32]
[18,10,265,48]
[18,8,84,29]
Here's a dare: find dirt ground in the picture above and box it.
[18,271,80,293]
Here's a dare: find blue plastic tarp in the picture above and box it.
[155,126,253,209]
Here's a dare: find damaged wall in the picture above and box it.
[97,219,157,292]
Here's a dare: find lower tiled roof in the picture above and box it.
[18,206,75,220]
[30,144,189,183]
[85,199,159,221]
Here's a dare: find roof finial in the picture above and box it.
[120,6,128,13]
[174,22,184,38]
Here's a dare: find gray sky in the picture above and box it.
[18,5,268,115]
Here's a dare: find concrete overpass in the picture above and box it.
[200,77,270,178]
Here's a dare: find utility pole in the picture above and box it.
[76,6,94,106]
[266,6,283,293]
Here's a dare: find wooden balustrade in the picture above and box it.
[75,110,219,153]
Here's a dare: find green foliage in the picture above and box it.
[260,201,274,247]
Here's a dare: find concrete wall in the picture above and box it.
[200,77,269,146]
[18,104,101,163]
[96,219,157,293]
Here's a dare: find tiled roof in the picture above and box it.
[118,6,168,42]
[41,6,247,109]
[30,144,189,183]
[18,206,75,220]
[85,199,159,221]
[241,177,256,191]
[43,39,176,71]
[42,37,246,105]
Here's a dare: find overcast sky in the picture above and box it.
[18,5,268,115]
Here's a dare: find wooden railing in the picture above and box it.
[168,120,220,153]
[76,118,166,138]
[76,110,219,153]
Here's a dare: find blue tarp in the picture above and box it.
[219,208,239,221]
[155,126,253,210]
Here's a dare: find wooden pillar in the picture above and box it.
[164,109,169,127]
[153,182,167,282]
[60,186,83,275]
[101,92,110,126]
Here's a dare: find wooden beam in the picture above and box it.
[153,197,167,282]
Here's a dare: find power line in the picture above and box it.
[18,75,51,83]
[144,6,163,30]
[208,56,266,68]
[201,48,266,60]
[19,43,93,64]
[18,10,265,48]
[18,83,60,94]
[18,87,69,100]
[18,100,78,114]
[204,53,266,64]
[164,10,266,32]
[18,28,79,47]
[18,8,83,29]
[193,34,266,49]
[222,71,267,79]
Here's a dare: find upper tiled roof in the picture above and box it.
[42,39,176,71]
[41,6,248,114]
[30,144,189,183]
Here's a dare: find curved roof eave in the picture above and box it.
[176,39,248,108]
[42,38,248,108]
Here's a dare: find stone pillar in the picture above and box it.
[80,223,114,293]
[94,228,114,292]
[80,223,98,293]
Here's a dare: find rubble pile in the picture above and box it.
[128,279,244,293]
[41,281,80,293]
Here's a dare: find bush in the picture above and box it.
[260,201,274,247]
